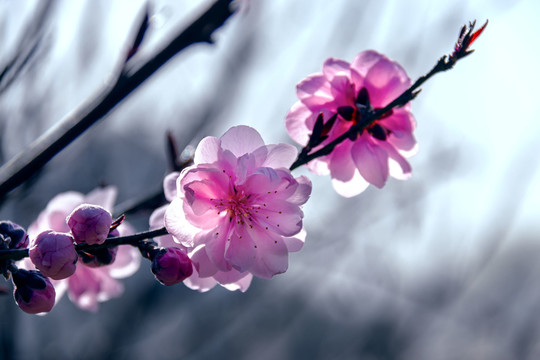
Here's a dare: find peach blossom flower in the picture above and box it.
[286,50,417,197]
[164,126,311,283]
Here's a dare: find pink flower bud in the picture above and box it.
[29,231,78,280]
[12,269,56,314]
[67,204,113,245]
[0,220,28,249]
[151,247,193,286]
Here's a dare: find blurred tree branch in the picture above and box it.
[0,0,54,95]
[0,0,235,202]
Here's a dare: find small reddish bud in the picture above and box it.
[67,204,113,245]
[452,19,488,60]
[29,231,78,280]
[151,247,193,286]
[12,269,56,314]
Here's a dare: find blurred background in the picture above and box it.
[1,0,539,359]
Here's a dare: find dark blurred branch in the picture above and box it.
[0,0,53,95]
[113,189,166,217]
[112,133,195,216]
[0,0,235,201]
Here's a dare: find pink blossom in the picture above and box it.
[164,126,311,282]
[286,50,417,197]
[29,231,77,280]
[150,177,253,292]
[67,204,113,245]
[24,187,140,312]
[12,269,56,314]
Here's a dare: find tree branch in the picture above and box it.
[0,0,235,200]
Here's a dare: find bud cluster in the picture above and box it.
[0,221,56,314]
[0,204,120,313]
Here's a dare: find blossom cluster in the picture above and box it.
[286,50,417,197]
[8,188,141,313]
[0,50,413,313]
[0,19,486,313]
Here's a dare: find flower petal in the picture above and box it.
[220,126,265,158]
[201,224,232,272]
[322,58,351,81]
[286,175,312,205]
[224,227,256,272]
[219,272,252,292]
[248,229,289,279]
[306,158,330,175]
[164,198,199,247]
[297,73,331,100]
[261,144,298,169]
[194,136,221,164]
[331,170,370,197]
[351,136,389,188]
[283,227,306,252]
[151,206,180,248]
[378,141,412,180]
[213,268,249,284]
[149,205,166,230]
[364,59,411,107]
[190,245,218,278]
[163,172,180,201]
[85,187,118,212]
[29,192,84,235]
[380,109,415,133]
[67,266,123,312]
[328,140,356,182]
[285,101,313,145]
[108,246,141,279]
[183,266,218,292]
[329,75,355,103]
[350,50,384,83]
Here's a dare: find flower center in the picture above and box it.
[336,87,393,141]
[211,188,255,227]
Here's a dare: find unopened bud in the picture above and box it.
[0,221,29,249]
[80,246,118,268]
[67,204,113,245]
[12,269,56,314]
[151,247,193,286]
[29,231,78,280]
